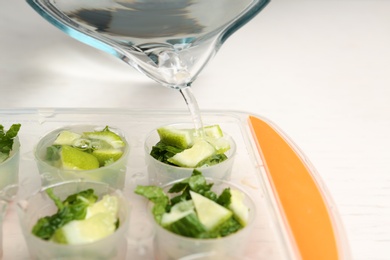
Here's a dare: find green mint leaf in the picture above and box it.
[216,188,231,207]
[134,185,168,204]
[46,188,65,210]
[168,181,188,193]
[5,124,21,139]
[0,123,21,162]
[167,213,206,238]
[169,170,217,204]
[32,189,98,240]
[63,189,98,220]
[150,141,184,164]
[197,153,227,167]
[199,217,242,238]
[32,206,74,240]
[134,170,245,239]
[45,145,61,161]
[134,185,169,224]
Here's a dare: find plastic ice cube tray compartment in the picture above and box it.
[0,108,350,260]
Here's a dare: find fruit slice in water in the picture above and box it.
[83,129,125,149]
[53,131,82,146]
[154,124,231,167]
[228,189,249,226]
[204,137,230,154]
[51,212,117,244]
[92,148,123,166]
[193,125,230,153]
[157,125,224,148]
[190,191,233,231]
[203,125,223,138]
[60,145,99,170]
[168,140,216,168]
[161,200,195,227]
[157,126,193,149]
[50,194,119,244]
[86,194,119,219]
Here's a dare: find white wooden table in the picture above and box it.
[1,0,390,259]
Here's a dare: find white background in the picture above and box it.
[1,0,390,259]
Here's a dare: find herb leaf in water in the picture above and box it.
[0,123,21,163]
[135,170,248,239]
[32,188,98,240]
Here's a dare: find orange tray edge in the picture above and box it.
[248,115,349,260]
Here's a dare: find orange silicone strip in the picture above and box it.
[249,116,338,260]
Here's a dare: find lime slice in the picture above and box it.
[51,213,117,244]
[92,148,123,166]
[60,145,99,170]
[83,129,125,149]
[90,139,112,150]
[161,200,195,227]
[168,140,216,168]
[190,191,232,231]
[72,138,92,150]
[228,189,249,226]
[53,131,82,146]
[157,126,193,149]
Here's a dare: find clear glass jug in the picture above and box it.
[26,0,270,89]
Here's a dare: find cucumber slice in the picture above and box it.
[157,126,193,149]
[51,213,117,244]
[52,194,119,244]
[157,124,224,149]
[194,125,229,153]
[204,137,231,154]
[190,191,233,231]
[168,140,216,168]
[161,200,195,227]
[228,189,249,226]
[154,124,231,167]
[203,125,223,138]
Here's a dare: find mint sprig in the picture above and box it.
[32,188,98,240]
[0,124,21,163]
[135,170,240,238]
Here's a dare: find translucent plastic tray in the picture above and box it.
[0,108,350,259]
